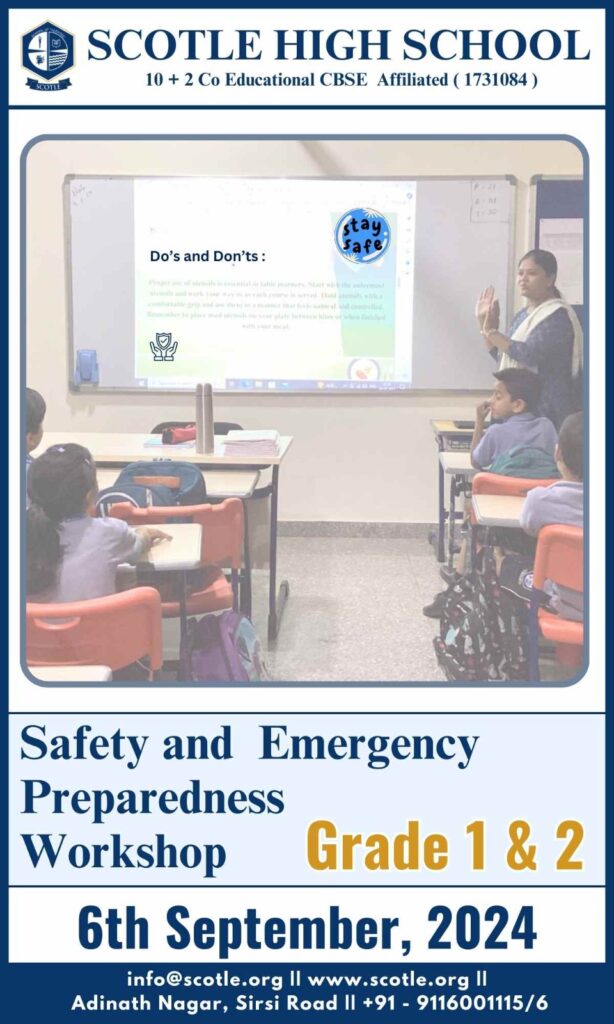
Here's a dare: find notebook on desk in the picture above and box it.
[453,420,475,429]
[223,430,280,456]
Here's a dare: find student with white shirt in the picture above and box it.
[500,412,583,622]
[471,367,558,472]
[424,368,559,619]
[520,412,583,535]
[26,443,170,603]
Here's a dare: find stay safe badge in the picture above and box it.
[334,208,391,264]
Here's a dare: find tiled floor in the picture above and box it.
[132,533,579,686]
[250,536,447,683]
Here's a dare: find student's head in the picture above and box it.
[26,444,97,595]
[25,388,46,453]
[491,368,541,419]
[517,249,561,303]
[556,412,583,481]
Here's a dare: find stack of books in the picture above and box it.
[222,430,280,456]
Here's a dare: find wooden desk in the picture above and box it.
[439,451,478,478]
[472,494,525,528]
[430,420,474,563]
[121,522,202,644]
[134,523,202,571]
[37,432,293,640]
[40,432,292,467]
[438,452,478,571]
[431,419,474,437]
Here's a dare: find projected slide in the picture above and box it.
[68,174,509,391]
[133,178,415,390]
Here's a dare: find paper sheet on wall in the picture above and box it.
[539,217,584,305]
[470,180,511,223]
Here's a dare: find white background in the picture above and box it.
[11,888,604,962]
[10,713,604,886]
[9,8,605,107]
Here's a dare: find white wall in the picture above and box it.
[25,138,582,522]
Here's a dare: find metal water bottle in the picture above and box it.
[203,383,215,454]
[195,383,205,452]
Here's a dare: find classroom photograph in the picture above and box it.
[22,136,586,686]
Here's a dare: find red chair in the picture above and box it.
[469,473,562,572]
[529,525,584,678]
[26,587,163,680]
[108,498,246,618]
[472,472,560,498]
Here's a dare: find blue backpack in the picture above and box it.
[96,460,207,516]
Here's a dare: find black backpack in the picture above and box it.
[95,460,207,516]
[433,548,529,682]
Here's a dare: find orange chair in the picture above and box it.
[529,525,584,679]
[26,587,163,680]
[469,473,562,572]
[108,497,246,618]
[472,472,560,497]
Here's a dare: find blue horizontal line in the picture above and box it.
[8,711,604,717]
[9,884,604,890]
[9,105,604,112]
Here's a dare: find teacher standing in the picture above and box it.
[476,249,583,429]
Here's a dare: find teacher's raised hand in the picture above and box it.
[475,286,497,329]
[482,297,500,333]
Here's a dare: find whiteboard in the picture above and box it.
[65,175,516,393]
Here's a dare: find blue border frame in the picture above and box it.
[5,4,608,1018]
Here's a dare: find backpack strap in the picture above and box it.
[94,490,141,516]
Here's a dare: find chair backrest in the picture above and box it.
[26,587,163,672]
[108,497,245,569]
[151,420,243,435]
[213,422,243,435]
[472,472,560,497]
[532,525,583,592]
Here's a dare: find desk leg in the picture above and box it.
[239,501,253,619]
[528,592,541,682]
[178,570,189,675]
[437,439,445,562]
[268,464,289,642]
[447,474,457,572]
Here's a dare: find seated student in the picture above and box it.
[26,443,170,603]
[25,388,46,506]
[423,369,558,619]
[508,411,583,621]
[433,411,584,679]
[520,411,583,535]
[471,367,558,472]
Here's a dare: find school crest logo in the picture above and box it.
[23,22,73,91]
